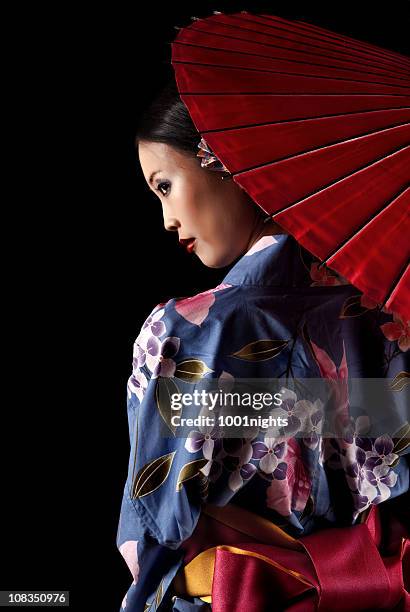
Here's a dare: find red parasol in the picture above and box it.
[170,11,410,322]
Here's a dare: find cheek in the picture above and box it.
[200,192,241,241]
[172,182,204,223]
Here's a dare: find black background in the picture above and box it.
[2,1,409,610]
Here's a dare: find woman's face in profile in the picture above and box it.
[138,141,268,268]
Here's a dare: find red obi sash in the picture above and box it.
[171,502,410,611]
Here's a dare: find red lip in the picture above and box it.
[179,237,196,253]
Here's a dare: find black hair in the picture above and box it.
[135,77,201,156]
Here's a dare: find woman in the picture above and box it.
[116,78,409,611]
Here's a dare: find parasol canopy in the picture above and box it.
[170,11,410,322]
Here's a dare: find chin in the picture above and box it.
[199,248,237,269]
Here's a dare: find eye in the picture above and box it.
[157,181,171,197]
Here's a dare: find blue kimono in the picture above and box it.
[116,232,409,611]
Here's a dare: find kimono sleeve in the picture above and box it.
[116,301,208,612]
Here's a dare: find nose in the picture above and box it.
[164,219,180,232]
[160,200,180,232]
[163,216,180,232]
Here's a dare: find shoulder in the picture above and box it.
[128,283,254,395]
[138,282,248,337]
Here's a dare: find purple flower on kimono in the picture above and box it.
[345,446,373,481]
[141,307,166,337]
[185,422,220,459]
[137,334,180,379]
[151,336,180,378]
[365,435,398,468]
[274,388,303,435]
[131,306,169,374]
[345,443,398,512]
[275,390,322,439]
[351,493,371,513]
[252,436,286,476]
[127,369,148,402]
[135,334,160,372]
[133,343,147,369]
[303,409,323,449]
[228,442,257,492]
[301,399,324,450]
[342,415,371,445]
[366,464,398,499]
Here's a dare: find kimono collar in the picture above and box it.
[221,233,317,288]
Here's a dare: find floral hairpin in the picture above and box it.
[196,136,230,173]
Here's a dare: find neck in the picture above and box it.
[245,214,287,253]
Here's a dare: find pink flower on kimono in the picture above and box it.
[228,441,257,492]
[174,283,232,326]
[284,438,312,512]
[119,540,139,585]
[253,434,291,516]
[359,293,393,314]
[380,313,410,352]
[266,479,292,517]
[309,340,349,433]
[360,294,379,309]
[309,262,349,286]
[252,436,287,476]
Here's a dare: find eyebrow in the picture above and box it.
[149,170,161,186]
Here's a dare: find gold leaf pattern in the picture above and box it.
[176,458,209,492]
[154,578,164,608]
[392,421,410,456]
[132,451,176,499]
[174,358,213,382]
[155,376,181,436]
[339,295,370,318]
[131,412,139,485]
[390,371,410,392]
[389,455,401,468]
[230,339,288,361]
